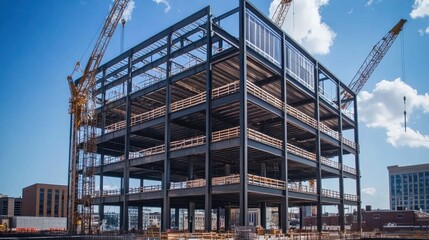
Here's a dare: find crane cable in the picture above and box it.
[401,28,407,132]
[69,8,107,78]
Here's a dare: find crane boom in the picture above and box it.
[67,0,129,234]
[272,0,292,27]
[342,19,406,109]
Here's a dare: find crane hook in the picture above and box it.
[403,96,407,132]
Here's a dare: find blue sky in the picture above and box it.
[0,0,428,211]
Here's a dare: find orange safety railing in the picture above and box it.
[103,81,357,151]
[343,165,357,175]
[212,174,240,185]
[212,81,240,98]
[170,179,206,189]
[322,188,341,199]
[247,128,283,149]
[248,174,285,190]
[129,185,162,194]
[92,174,358,201]
[287,143,316,161]
[288,182,317,194]
[212,126,240,142]
[344,193,359,202]
[170,135,206,151]
[321,157,341,170]
[171,92,206,112]
[286,104,318,129]
[247,81,283,110]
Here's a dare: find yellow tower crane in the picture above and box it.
[67,0,130,234]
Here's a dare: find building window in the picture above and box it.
[61,190,66,217]
[39,188,44,216]
[373,214,380,219]
[286,43,315,91]
[54,190,60,217]
[245,10,281,66]
[47,189,52,216]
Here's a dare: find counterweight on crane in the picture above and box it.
[272,0,292,27]
[342,19,406,109]
[67,0,129,234]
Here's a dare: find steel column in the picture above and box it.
[281,32,289,234]
[225,205,231,231]
[337,78,345,233]
[260,202,267,229]
[121,55,133,232]
[175,208,180,229]
[314,63,323,233]
[354,95,362,231]
[239,0,248,226]
[188,157,194,180]
[188,201,195,233]
[260,163,266,177]
[138,179,144,231]
[162,32,173,232]
[216,207,221,231]
[204,9,213,232]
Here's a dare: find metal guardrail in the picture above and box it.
[91,174,358,201]
[170,179,206,189]
[103,81,356,150]
[102,126,357,175]
[129,185,162,194]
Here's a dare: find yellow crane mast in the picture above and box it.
[272,0,292,27]
[67,0,129,234]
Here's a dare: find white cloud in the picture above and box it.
[122,0,135,22]
[348,8,354,15]
[358,78,429,149]
[410,0,429,18]
[426,26,429,33]
[153,0,171,13]
[362,187,376,195]
[269,0,336,55]
[365,0,374,7]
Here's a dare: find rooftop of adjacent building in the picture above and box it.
[22,183,67,191]
[387,163,429,174]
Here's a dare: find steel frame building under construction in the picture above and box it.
[71,0,361,234]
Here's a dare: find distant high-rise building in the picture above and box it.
[388,164,429,212]
[22,183,68,217]
[0,194,22,217]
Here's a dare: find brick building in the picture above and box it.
[22,183,68,217]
